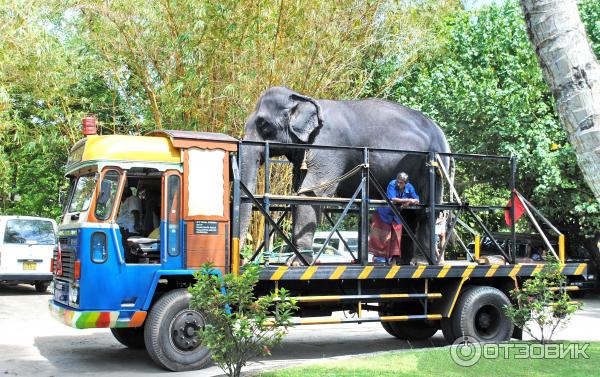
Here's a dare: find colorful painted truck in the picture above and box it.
[49,123,588,371]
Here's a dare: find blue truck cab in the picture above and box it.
[49,127,239,371]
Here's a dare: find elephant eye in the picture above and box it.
[257,118,274,137]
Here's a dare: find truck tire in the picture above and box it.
[35,282,49,293]
[381,320,439,340]
[440,318,457,344]
[380,303,438,340]
[380,321,396,337]
[448,286,513,343]
[111,327,145,349]
[144,289,211,371]
[441,285,475,344]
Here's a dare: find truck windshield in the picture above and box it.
[67,174,98,213]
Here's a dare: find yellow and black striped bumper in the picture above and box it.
[259,263,587,281]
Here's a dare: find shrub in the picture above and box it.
[504,256,582,344]
[189,263,298,377]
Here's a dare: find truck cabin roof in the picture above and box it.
[66,130,238,174]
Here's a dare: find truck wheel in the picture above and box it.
[34,282,49,293]
[440,318,457,344]
[381,320,439,340]
[144,289,211,371]
[441,286,474,344]
[380,321,396,337]
[449,286,513,343]
[111,327,145,349]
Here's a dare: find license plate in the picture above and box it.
[23,261,37,270]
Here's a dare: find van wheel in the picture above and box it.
[111,327,145,349]
[448,286,513,343]
[144,289,211,371]
[34,282,49,293]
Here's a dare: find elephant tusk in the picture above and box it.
[301,149,309,170]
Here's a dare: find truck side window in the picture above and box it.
[167,175,181,256]
[95,170,120,220]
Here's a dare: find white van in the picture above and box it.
[0,216,57,292]
[312,231,359,263]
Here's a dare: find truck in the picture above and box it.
[49,120,588,371]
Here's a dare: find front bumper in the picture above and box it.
[0,273,53,282]
[48,300,147,329]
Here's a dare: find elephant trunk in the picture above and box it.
[238,140,263,251]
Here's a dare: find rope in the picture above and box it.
[296,164,367,195]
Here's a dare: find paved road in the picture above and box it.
[1,284,598,377]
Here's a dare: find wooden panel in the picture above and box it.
[182,149,230,221]
[186,220,227,272]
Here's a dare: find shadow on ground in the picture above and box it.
[0,284,50,296]
[32,334,162,375]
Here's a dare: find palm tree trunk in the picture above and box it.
[520,0,600,202]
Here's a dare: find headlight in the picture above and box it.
[69,286,79,304]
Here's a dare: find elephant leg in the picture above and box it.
[292,165,343,252]
[400,211,430,265]
[413,214,436,264]
[293,204,320,251]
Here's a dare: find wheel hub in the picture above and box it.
[478,312,491,328]
[171,310,204,352]
[474,305,501,340]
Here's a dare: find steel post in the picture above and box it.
[360,148,369,265]
[429,152,437,264]
[264,142,270,257]
[231,154,241,275]
[510,157,517,264]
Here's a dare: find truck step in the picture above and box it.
[289,314,442,326]
[292,293,442,303]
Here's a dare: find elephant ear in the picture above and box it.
[289,93,323,143]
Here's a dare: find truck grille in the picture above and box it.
[54,237,76,280]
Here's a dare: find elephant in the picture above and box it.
[239,86,451,264]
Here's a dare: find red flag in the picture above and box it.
[505,191,525,226]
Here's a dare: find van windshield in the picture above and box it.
[68,174,98,213]
[4,219,55,245]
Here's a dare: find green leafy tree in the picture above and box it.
[1,0,457,233]
[0,1,136,217]
[366,0,600,255]
[189,263,298,377]
[504,256,582,344]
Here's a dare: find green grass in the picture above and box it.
[258,342,600,377]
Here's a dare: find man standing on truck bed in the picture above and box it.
[369,172,420,265]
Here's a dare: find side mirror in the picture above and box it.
[58,189,67,206]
